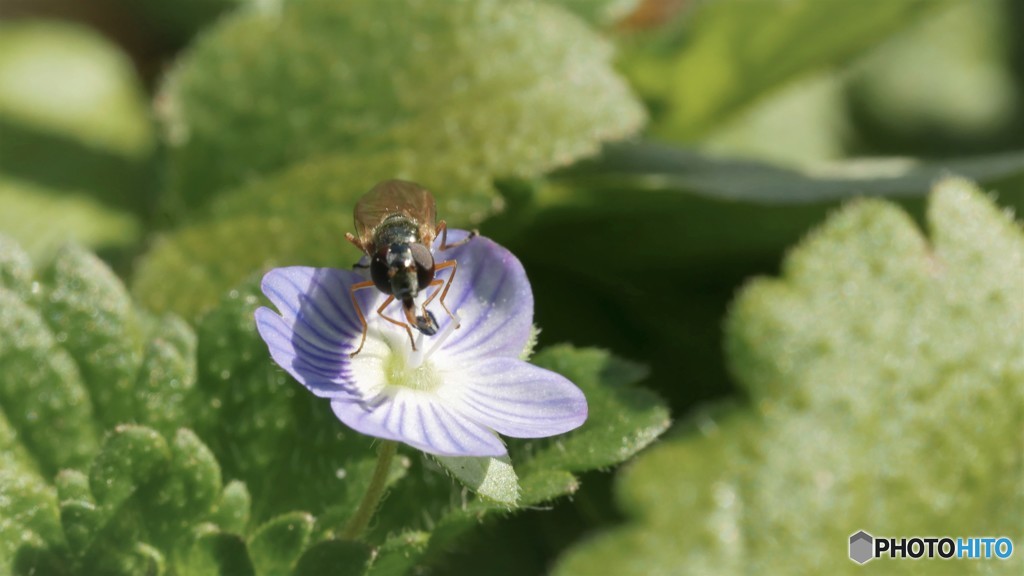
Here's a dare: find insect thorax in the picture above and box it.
[372,214,419,250]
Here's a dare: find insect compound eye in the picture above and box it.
[369,256,391,294]
[410,243,435,288]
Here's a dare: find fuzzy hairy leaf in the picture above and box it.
[159,0,643,214]
[553,178,1023,575]
[433,455,519,506]
[0,239,238,573]
[247,512,314,576]
[0,240,198,479]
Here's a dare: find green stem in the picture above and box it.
[342,441,397,540]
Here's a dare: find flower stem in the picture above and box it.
[342,440,397,540]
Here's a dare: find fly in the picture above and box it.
[345,179,476,357]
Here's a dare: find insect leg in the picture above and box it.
[348,280,376,357]
[344,232,365,252]
[377,296,417,352]
[419,278,444,320]
[429,260,461,328]
[436,220,477,251]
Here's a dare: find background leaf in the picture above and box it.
[0,176,139,260]
[622,0,946,140]
[0,21,153,228]
[553,178,1023,575]
[486,143,1024,416]
[159,0,644,216]
[545,0,640,25]
[247,512,314,576]
[0,238,242,574]
[292,539,372,576]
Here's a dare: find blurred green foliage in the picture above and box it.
[553,179,1023,575]
[1,0,1022,573]
[0,22,152,259]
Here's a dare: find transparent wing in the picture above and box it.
[353,179,437,246]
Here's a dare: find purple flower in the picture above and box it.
[255,230,588,457]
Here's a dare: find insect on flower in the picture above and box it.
[345,179,476,357]
[254,228,588,458]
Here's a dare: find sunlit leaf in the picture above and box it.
[553,178,1024,575]
[160,0,643,214]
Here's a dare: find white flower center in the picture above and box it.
[351,310,460,399]
[384,348,443,393]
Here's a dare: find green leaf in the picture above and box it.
[178,528,257,576]
[545,0,640,25]
[366,531,429,576]
[137,429,223,552]
[48,426,240,575]
[0,237,201,480]
[491,144,1024,411]
[623,0,945,139]
[0,234,33,297]
[187,281,305,515]
[292,539,371,576]
[516,469,579,507]
[0,21,154,215]
[0,21,152,157]
[55,470,97,555]
[210,481,251,535]
[521,346,669,476]
[0,470,64,567]
[41,244,143,430]
[848,0,1017,156]
[159,0,643,213]
[313,454,411,543]
[87,426,170,514]
[0,410,39,478]
[0,177,139,260]
[553,178,1024,575]
[500,144,1024,276]
[247,512,314,576]
[434,455,519,506]
[133,315,198,437]
[0,284,99,475]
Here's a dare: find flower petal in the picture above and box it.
[425,230,533,360]
[330,391,507,457]
[257,266,378,398]
[436,357,588,438]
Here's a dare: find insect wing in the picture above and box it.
[353,179,437,245]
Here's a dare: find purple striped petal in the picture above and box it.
[330,391,507,457]
[423,230,533,361]
[255,266,378,398]
[436,357,587,438]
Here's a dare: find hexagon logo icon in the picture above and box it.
[849,530,874,564]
